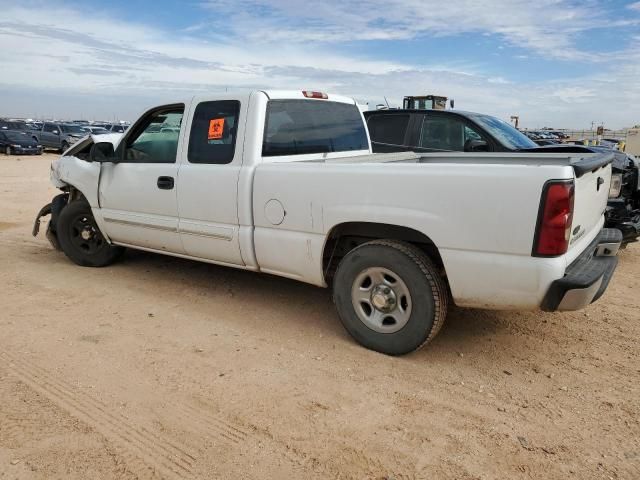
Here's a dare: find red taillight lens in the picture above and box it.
[302,91,328,99]
[533,181,574,256]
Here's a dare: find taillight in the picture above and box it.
[302,91,328,99]
[533,180,574,256]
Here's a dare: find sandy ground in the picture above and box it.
[0,153,638,480]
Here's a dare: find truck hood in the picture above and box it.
[51,133,123,188]
[61,133,123,157]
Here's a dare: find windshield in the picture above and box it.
[466,113,537,150]
[60,124,87,134]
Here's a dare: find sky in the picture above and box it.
[0,0,639,128]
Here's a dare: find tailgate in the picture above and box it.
[568,153,613,253]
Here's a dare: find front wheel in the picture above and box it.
[56,199,124,267]
[333,240,448,355]
[60,141,69,153]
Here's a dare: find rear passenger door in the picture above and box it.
[366,114,413,153]
[176,97,246,265]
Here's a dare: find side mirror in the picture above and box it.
[89,142,117,163]
[464,139,488,152]
[449,99,455,109]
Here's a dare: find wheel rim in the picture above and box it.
[5,146,10,155]
[68,212,105,255]
[351,267,412,334]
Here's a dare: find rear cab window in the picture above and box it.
[262,100,368,157]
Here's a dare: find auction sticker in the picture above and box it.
[208,118,225,140]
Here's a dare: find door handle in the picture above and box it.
[157,176,174,190]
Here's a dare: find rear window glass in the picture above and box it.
[366,114,410,146]
[262,100,368,157]
[188,100,240,164]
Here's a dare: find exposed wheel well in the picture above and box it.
[322,222,446,283]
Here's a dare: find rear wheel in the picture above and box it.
[56,199,124,267]
[333,240,448,355]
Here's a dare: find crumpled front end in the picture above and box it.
[34,133,122,249]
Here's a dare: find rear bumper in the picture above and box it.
[541,228,622,311]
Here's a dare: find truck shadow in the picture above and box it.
[119,249,523,354]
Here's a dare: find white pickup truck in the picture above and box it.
[34,90,622,355]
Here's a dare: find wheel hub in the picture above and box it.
[80,226,94,241]
[370,285,397,312]
[351,266,412,334]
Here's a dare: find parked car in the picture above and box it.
[81,126,112,135]
[534,139,560,146]
[33,90,620,355]
[549,130,570,140]
[33,122,88,152]
[364,108,640,244]
[0,119,30,132]
[599,138,622,150]
[102,124,129,133]
[0,130,43,155]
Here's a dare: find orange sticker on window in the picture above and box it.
[208,118,225,140]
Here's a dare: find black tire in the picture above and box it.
[333,240,448,355]
[56,199,124,267]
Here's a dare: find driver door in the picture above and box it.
[98,104,186,254]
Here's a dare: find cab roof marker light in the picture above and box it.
[302,91,328,99]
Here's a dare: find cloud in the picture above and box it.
[200,0,621,61]
[628,1,640,11]
[0,1,638,128]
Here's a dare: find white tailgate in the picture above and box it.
[569,163,611,253]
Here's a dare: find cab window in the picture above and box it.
[188,100,240,164]
[262,100,368,156]
[367,114,410,146]
[123,106,184,163]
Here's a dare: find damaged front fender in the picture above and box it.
[32,193,69,251]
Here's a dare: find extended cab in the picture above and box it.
[33,91,621,355]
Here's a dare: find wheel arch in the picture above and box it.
[322,221,446,284]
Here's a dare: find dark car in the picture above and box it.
[0,119,30,132]
[364,108,640,244]
[0,130,43,155]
